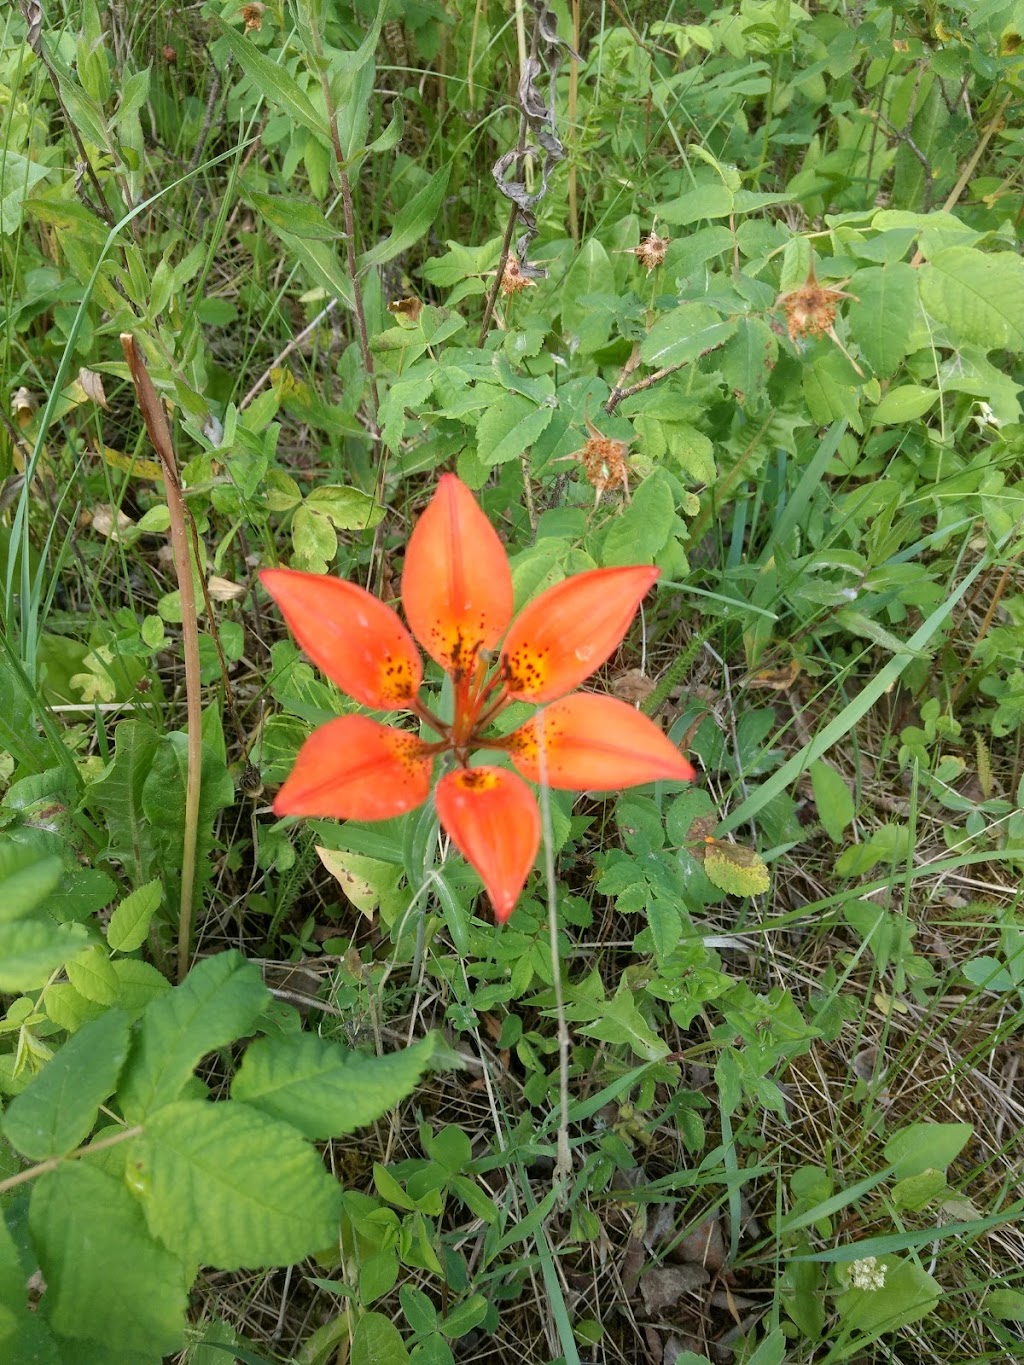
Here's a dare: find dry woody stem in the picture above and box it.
[120,334,203,984]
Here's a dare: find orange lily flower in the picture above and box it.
[260,475,695,921]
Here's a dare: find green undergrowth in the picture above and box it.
[1,1,1024,1362]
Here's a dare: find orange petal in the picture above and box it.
[435,767,539,923]
[261,568,421,710]
[507,693,697,790]
[401,474,513,678]
[501,566,659,702]
[273,716,432,820]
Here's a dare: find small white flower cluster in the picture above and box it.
[849,1256,887,1292]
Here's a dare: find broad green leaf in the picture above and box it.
[0,919,89,993]
[359,167,451,270]
[3,1010,130,1160]
[291,504,337,572]
[476,394,554,468]
[216,21,327,139]
[351,1312,411,1365]
[835,1257,940,1335]
[245,189,344,240]
[441,1293,488,1339]
[655,183,734,225]
[314,847,404,919]
[561,237,613,351]
[640,304,736,368]
[66,945,118,1004]
[719,317,778,404]
[0,846,62,922]
[142,734,235,906]
[985,1288,1024,1321]
[919,246,1024,351]
[0,151,52,235]
[231,1032,449,1140]
[600,468,676,565]
[82,720,160,884]
[118,951,269,1121]
[885,1122,972,1179]
[30,1162,187,1355]
[576,987,669,1061]
[111,958,173,1016]
[134,1099,342,1269]
[305,485,385,529]
[809,761,854,843]
[107,879,162,954]
[847,264,916,378]
[872,384,938,424]
[44,982,104,1033]
[802,353,862,430]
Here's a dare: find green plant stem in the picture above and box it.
[121,334,203,985]
[0,1125,143,1196]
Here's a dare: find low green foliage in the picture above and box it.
[1,0,1024,1360]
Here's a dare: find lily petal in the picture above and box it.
[401,474,514,678]
[501,566,659,703]
[507,693,697,790]
[435,766,539,922]
[274,716,432,820]
[261,568,421,710]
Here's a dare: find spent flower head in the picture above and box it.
[261,475,695,920]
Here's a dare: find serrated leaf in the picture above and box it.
[134,1099,342,1269]
[29,1162,187,1355]
[216,20,327,139]
[351,1312,411,1365]
[81,720,160,884]
[231,1032,449,1140]
[359,167,450,270]
[0,919,89,993]
[118,951,270,1121]
[476,394,554,467]
[107,879,162,954]
[919,245,1024,351]
[719,317,778,403]
[3,1010,130,1159]
[847,264,916,377]
[111,957,173,1015]
[640,304,736,368]
[305,485,385,529]
[0,847,63,923]
[600,468,675,565]
[809,761,854,843]
[142,734,235,908]
[703,842,770,896]
[66,945,119,1004]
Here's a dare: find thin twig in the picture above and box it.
[121,334,203,985]
[0,1125,143,1196]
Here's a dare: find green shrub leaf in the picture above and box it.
[134,1099,342,1269]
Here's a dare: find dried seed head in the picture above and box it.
[635,228,670,273]
[778,283,845,341]
[239,2,267,31]
[500,256,536,296]
[570,430,633,505]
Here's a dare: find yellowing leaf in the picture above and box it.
[703,840,770,896]
[98,445,164,481]
[315,847,403,919]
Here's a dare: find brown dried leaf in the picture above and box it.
[90,504,135,540]
[613,669,656,706]
[207,575,246,602]
[673,1214,725,1271]
[639,1265,709,1315]
[78,367,109,408]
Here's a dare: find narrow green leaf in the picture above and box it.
[135,1099,342,1269]
[358,167,451,270]
[107,879,162,954]
[266,226,355,309]
[216,20,327,139]
[231,1032,450,1140]
[3,1010,130,1160]
[245,189,344,240]
[81,719,160,884]
[30,1162,187,1356]
[118,951,269,1121]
